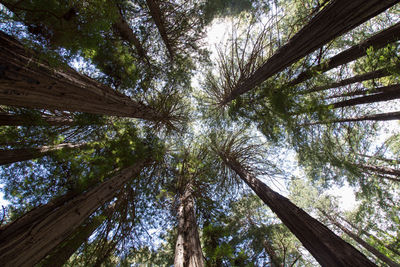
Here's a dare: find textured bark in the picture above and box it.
[113,10,147,59]
[0,31,161,121]
[219,154,376,266]
[301,67,396,95]
[174,180,205,267]
[146,0,175,59]
[332,84,400,109]
[322,211,400,267]
[221,0,399,104]
[288,22,400,87]
[301,111,400,126]
[40,214,105,267]
[0,143,87,165]
[0,161,146,267]
[0,113,74,126]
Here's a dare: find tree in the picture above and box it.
[210,131,376,266]
[220,0,399,104]
[0,31,177,125]
[0,142,87,165]
[321,209,400,267]
[0,161,147,266]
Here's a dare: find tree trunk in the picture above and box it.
[218,154,376,266]
[220,0,399,104]
[145,0,175,59]
[288,22,400,87]
[301,111,400,126]
[0,113,74,126]
[326,84,400,99]
[360,164,400,178]
[39,214,106,267]
[113,9,147,59]
[0,31,162,122]
[0,161,146,267]
[174,180,205,267]
[0,143,87,165]
[332,84,400,109]
[322,211,400,267]
[300,66,396,95]
[336,213,400,258]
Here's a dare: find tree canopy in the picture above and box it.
[0,0,399,266]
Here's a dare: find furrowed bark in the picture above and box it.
[221,0,399,105]
[300,66,396,95]
[146,0,175,59]
[40,214,106,267]
[301,111,400,126]
[174,180,205,267]
[0,161,146,267]
[332,84,400,108]
[322,210,400,267]
[288,22,400,87]
[0,31,161,121]
[219,154,376,266]
[0,143,87,165]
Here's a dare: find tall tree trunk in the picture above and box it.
[332,84,400,108]
[0,31,162,122]
[300,66,397,95]
[0,161,146,267]
[39,213,106,267]
[220,0,398,105]
[325,84,400,99]
[300,111,400,126]
[145,0,175,59]
[360,164,400,178]
[0,143,87,165]
[288,22,400,87]
[321,210,400,267]
[0,113,74,126]
[218,154,376,266]
[113,9,147,59]
[336,213,400,257]
[174,180,205,267]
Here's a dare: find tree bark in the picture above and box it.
[0,143,87,165]
[220,0,399,105]
[0,161,146,267]
[218,154,376,266]
[145,0,175,59]
[0,31,162,122]
[301,111,400,126]
[360,164,400,178]
[325,84,400,99]
[288,22,400,87]
[322,211,400,267]
[332,84,400,109]
[39,214,106,267]
[300,66,396,95]
[174,180,205,267]
[0,113,74,126]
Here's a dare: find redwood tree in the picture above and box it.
[0,161,147,266]
[220,0,399,104]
